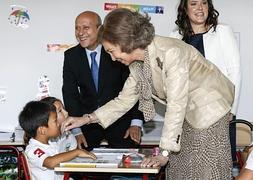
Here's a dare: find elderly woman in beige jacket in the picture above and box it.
[64,8,234,179]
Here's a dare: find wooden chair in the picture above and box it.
[231,119,253,147]
[230,119,253,169]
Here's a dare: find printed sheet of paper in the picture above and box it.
[60,148,139,168]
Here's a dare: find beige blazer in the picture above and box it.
[170,24,241,115]
[95,35,234,152]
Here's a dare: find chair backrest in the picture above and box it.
[0,145,20,179]
[19,152,31,180]
[230,119,253,147]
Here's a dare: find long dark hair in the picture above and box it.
[175,0,219,39]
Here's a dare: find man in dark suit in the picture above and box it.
[62,11,143,150]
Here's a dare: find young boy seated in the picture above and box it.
[19,100,96,180]
[40,96,77,152]
[23,97,77,151]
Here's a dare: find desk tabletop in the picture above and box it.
[0,140,24,146]
[55,148,160,174]
[141,121,162,146]
[54,166,160,174]
[0,132,24,146]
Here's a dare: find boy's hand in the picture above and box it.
[77,149,96,159]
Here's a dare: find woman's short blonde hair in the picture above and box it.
[99,8,155,53]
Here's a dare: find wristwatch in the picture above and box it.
[83,113,99,124]
[160,148,170,157]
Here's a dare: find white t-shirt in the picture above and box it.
[25,133,77,179]
[50,132,77,152]
[245,151,253,170]
[25,138,63,180]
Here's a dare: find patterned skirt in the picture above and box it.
[166,113,232,180]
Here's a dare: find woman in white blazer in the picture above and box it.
[170,0,241,166]
[64,8,234,179]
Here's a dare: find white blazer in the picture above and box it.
[170,24,241,115]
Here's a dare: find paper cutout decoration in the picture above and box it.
[36,75,50,100]
[47,44,75,52]
[8,5,30,29]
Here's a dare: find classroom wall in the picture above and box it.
[0,0,252,131]
[214,0,253,123]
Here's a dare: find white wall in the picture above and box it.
[0,0,252,131]
[213,0,253,121]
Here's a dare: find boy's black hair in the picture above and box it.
[40,96,60,105]
[19,101,56,138]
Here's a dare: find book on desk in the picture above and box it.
[60,148,141,168]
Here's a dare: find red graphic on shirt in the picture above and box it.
[34,148,45,158]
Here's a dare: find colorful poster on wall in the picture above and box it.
[8,5,30,29]
[104,3,164,14]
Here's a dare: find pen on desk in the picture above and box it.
[10,132,15,142]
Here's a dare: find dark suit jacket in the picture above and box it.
[62,44,143,148]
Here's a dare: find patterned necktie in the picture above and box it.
[90,51,98,92]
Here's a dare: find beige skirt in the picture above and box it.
[166,113,232,180]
